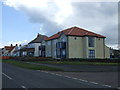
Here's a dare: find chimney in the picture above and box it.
[16,44,18,46]
[37,33,40,37]
[11,44,13,47]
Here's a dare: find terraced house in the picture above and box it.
[13,34,48,57]
[45,26,110,59]
[1,44,16,56]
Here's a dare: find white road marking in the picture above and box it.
[36,71,114,88]
[50,73,55,75]
[21,85,26,88]
[55,74,62,76]
[90,81,98,85]
[44,71,49,73]
[21,85,28,90]
[40,71,48,73]
[65,76,71,78]
[72,77,77,80]
[117,87,120,89]
[2,73,12,80]
[79,79,88,82]
[102,84,112,88]
[37,70,41,71]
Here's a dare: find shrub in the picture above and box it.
[10,56,120,63]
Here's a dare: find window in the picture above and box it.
[56,42,61,48]
[47,51,51,56]
[62,50,65,55]
[48,41,51,45]
[61,37,65,42]
[89,50,95,58]
[54,49,56,56]
[53,39,57,44]
[88,37,95,47]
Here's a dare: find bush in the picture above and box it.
[10,56,120,63]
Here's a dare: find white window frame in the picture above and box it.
[89,50,95,58]
[88,37,95,47]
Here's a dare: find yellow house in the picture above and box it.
[45,26,110,59]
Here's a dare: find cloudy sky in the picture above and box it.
[0,0,118,49]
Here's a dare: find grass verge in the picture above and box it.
[2,60,63,71]
[31,61,119,66]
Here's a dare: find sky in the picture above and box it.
[0,0,119,49]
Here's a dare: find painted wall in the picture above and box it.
[96,38,104,58]
[68,36,109,59]
[68,36,83,58]
[34,43,41,56]
[10,47,16,56]
[82,37,88,58]
[105,45,110,58]
[51,39,57,58]
[3,49,9,56]
[45,40,52,57]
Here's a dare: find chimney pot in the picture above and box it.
[11,44,13,47]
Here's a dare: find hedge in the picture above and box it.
[9,56,120,63]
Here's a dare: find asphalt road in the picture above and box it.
[26,62,119,72]
[2,63,116,89]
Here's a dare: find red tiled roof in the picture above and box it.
[45,26,106,40]
[4,46,16,53]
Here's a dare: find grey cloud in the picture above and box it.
[16,4,62,36]
[66,2,118,48]
[103,24,118,45]
[72,2,117,18]
[4,1,118,49]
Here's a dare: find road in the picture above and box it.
[26,62,119,72]
[2,63,118,89]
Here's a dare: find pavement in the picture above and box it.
[26,62,119,72]
[2,63,119,89]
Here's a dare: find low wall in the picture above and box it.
[1,56,11,60]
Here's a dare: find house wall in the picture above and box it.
[34,43,41,56]
[3,49,9,56]
[96,38,105,58]
[45,40,52,57]
[82,37,88,58]
[68,36,109,59]
[51,39,57,58]
[105,45,110,58]
[68,36,84,58]
[40,40,46,57]
[45,33,67,58]
[10,47,16,56]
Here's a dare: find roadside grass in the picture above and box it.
[2,60,63,71]
[31,61,119,66]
